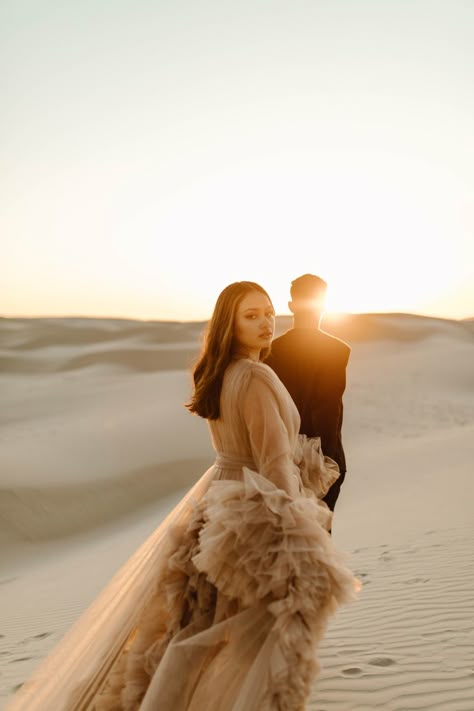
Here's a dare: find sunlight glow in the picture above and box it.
[2,1,474,321]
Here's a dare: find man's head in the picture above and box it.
[289,273,327,316]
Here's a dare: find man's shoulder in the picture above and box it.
[272,328,350,359]
[318,330,351,358]
[270,329,294,348]
[268,330,299,362]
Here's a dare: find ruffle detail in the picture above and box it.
[94,469,359,710]
[295,433,341,499]
[93,507,215,711]
[193,468,359,709]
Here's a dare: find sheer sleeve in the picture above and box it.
[295,434,340,500]
[241,368,300,498]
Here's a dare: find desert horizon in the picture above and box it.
[1,310,473,709]
[2,309,473,322]
[4,0,474,704]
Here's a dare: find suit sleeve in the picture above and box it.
[311,346,349,463]
[242,369,300,498]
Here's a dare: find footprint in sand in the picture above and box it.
[32,632,52,640]
[20,631,53,645]
[369,657,395,667]
[8,657,33,664]
[354,572,371,585]
[342,667,363,676]
[0,577,18,586]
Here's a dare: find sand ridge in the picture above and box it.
[1,313,473,709]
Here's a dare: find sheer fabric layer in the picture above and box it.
[7,360,359,711]
[6,469,217,711]
[93,469,357,711]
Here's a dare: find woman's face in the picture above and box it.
[234,291,275,360]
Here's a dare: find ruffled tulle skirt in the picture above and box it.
[7,454,359,711]
[91,468,358,711]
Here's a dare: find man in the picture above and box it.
[265,273,350,512]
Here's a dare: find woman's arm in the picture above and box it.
[242,367,300,498]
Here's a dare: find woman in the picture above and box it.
[8,281,359,711]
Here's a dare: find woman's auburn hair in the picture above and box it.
[186,281,273,420]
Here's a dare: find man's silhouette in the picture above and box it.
[266,274,350,512]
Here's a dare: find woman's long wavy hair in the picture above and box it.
[186,281,274,420]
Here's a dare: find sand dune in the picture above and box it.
[2,312,472,374]
[1,313,473,709]
[0,317,205,374]
[316,523,474,710]
[0,317,206,351]
[0,457,214,547]
[0,346,201,375]
[325,311,474,344]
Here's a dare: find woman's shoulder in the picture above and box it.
[227,359,280,389]
[225,359,299,427]
[230,360,290,402]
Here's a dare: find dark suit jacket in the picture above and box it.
[265,328,350,475]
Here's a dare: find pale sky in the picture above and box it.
[2,0,474,321]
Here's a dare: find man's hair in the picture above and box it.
[290,273,327,301]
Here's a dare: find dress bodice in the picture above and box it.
[208,359,302,496]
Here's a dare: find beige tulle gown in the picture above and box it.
[7,360,359,711]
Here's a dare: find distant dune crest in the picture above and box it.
[0,313,472,375]
[1,311,473,708]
